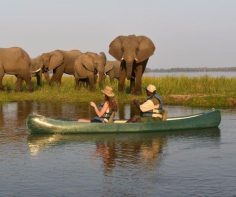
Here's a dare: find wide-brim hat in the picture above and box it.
[146,84,156,93]
[101,86,115,97]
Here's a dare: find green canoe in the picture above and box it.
[26,109,221,134]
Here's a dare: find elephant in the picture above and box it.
[104,60,120,83]
[0,47,33,91]
[109,34,156,95]
[31,57,50,86]
[33,49,82,85]
[74,52,106,90]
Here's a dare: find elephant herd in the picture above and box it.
[0,34,156,94]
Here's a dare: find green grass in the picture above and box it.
[0,75,236,108]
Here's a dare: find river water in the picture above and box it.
[0,101,236,196]
[144,71,236,78]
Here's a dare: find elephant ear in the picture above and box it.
[81,54,95,72]
[109,36,125,60]
[105,62,114,73]
[48,51,64,70]
[99,52,107,65]
[136,36,156,62]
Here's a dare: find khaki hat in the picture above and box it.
[101,86,115,97]
[146,84,156,93]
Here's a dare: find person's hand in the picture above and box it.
[90,102,96,108]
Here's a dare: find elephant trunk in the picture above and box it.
[126,61,133,80]
[98,71,105,88]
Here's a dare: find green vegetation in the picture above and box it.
[0,76,236,108]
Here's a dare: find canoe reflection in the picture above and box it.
[28,128,220,172]
[0,101,135,130]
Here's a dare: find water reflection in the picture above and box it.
[1,101,221,174]
[0,101,211,133]
[0,101,138,131]
[27,128,220,173]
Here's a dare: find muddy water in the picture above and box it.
[0,101,236,196]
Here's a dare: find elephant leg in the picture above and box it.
[43,72,50,84]
[83,78,90,88]
[78,79,86,88]
[118,67,126,92]
[74,77,79,89]
[50,67,63,85]
[35,71,42,86]
[15,77,23,92]
[0,66,4,90]
[74,72,82,90]
[24,75,33,92]
[108,71,115,84]
[134,62,147,95]
[130,77,135,94]
[88,75,95,90]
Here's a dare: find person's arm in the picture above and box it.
[90,101,109,117]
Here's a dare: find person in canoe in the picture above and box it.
[129,84,166,122]
[78,86,118,123]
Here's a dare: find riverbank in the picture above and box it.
[0,76,236,108]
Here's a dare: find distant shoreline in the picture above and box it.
[146,67,236,72]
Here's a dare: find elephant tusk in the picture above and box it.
[134,57,138,62]
[121,57,124,61]
[31,68,41,73]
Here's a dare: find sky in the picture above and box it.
[0,0,235,68]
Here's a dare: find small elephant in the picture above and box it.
[0,47,33,91]
[31,58,50,86]
[104,60,120,83]
[109,34,156,95]
[74,52,106,90]
[33,49,82,85]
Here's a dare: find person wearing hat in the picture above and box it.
[78,86,118,123]
[131,84,165,122]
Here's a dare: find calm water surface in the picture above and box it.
[0,101,236,196]
[144,71,236,77]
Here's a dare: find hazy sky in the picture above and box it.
[0,0,235,68]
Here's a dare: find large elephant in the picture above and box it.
[33,49,82,85]
[74,52,106,90]
[0,47,33,91]
[104,60,120,83]
[109,35,155,94]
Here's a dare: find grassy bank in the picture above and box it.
[0,76,236,108]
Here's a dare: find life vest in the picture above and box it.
[101,108,112,119]
[93,102,113,122]
[141,93,164,118]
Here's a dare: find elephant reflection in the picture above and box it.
[0,101,33,135]
[109,35,156,94]
[0,101,92,132]
[0,47,33,91]
[32,49,82,85]
[104,60,120,83]
[74,52,106,90]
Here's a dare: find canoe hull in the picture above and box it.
[26,109,221,134]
